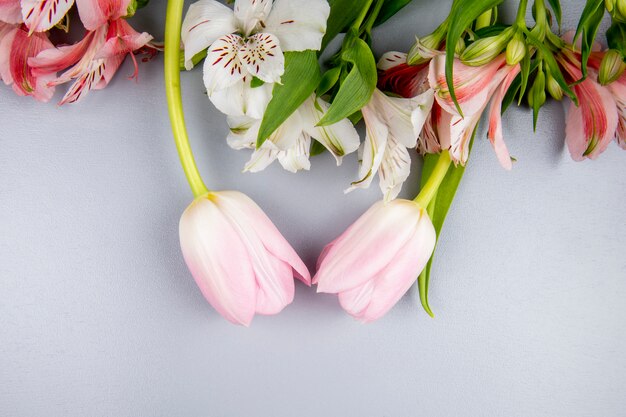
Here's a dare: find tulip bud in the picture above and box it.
[179,191,310,325]
[314,200,436,323]
[598,49,626,85]
[546,70,563,101]
[506,31,526,65]
[460,28,513,66]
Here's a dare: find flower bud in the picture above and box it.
[460,28,513,66]
[408,33,443,65]
[598,49,626,85]
[528,71,546,109]
[606,0,626,22]
[546,70,563,101]
[506,31,526,65]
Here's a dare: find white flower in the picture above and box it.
[227,95,360,173]
[182,0,329,116]
[347,88,434,202]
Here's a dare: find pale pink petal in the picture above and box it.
[21,0,75,33]
[264,0,329,52]
[0,0,21,23]
[181,0,237,69]
[239,32,284,84]
[315,200,423,294]
[213,191,311,285]
[75,0,131,30]
[338,208,436,322]
[378,137,411,202]
[179,196,257,326]
[487,64,521,170]
[29,29,100,76]
[95,18,152,60]
[0,25,17,84]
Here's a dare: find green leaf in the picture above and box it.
[317,67,342,96]
[250,76,264,88]
[574,0,606,79]
[321,0,364,51]
[445,0,505,115]
[416,139,473,317]
[546,0,562,29]
[256,51,321,148]
[607,22,626,56]
[317,38,376,126]
[310,140,327,156]
[374,0,413,26]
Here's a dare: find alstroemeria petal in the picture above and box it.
[264,0,329,52]
[75,0,130,31]
[202,34,246,94]
[95,19,153,59]
[0,0,22,24]
[181,0,237,70]
[371,89,432,148]
[301,95,360,164]
[29,29,98,76]
[346,104,388,193]
[213,191,311,285]
[447,112,481,165]
[265,106,303,150]
[377,51,407,71]
[244,145,280,173]
[277,132,311,172]
[233,0,272,36]
[209,76,273,118]
[180,197,257,326]
[21,0,74,33]
[239,32,284,84]
[487,65,520,170]
[227,115,258,149]
[378,137,411,202]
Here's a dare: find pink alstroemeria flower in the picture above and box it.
[0,0,21,24]
[76,0,131,31]
[0,23,55,101]
[179,191,310,326]
[314,199,436,323]
[607,74,626,148]
[558,52,619,161]
[428,53,520,169]
[0,0,75,32]
[29,18,153,104]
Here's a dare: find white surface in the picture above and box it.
[1,1,625,416]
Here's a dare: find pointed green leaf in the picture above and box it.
[574,0,606,79]
[256,51,321,148]
[546,0,562,28]
[317,67,342,97]
[321,0,364,51]
[317,38,376,126]
[445,0,505,115]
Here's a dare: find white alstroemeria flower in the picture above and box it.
[227,95,360,173]
[182,0,329,116]
[347,88,434,202]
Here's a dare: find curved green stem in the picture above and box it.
[165,0,209,198]
[414,151,452,208]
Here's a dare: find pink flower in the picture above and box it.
[76,0,131,31]
[0,0,21,24]
[314,200,436,323]
[0,0,75,32]
[558,52,619,160]
[179,191,310,326]
[607,74,626,148]
[0,23,55,101]
[428,53,520,169]
[29,18,153,104]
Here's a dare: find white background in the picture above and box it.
[1,1,625,416]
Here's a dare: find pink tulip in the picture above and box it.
[0,23,55,101]
[558,53,619,160]
[314,200,436,323]
[179,191,310,326]
[29,18,153,104]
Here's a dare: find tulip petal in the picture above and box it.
[181,0,237,69]
[214,191,311,285]
[179,197,257,326]
[264,0,329,52]
[338,208,436,322]
[315,200,423,294]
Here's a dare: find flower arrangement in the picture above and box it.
[2,0,624,325]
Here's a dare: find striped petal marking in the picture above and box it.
[21,0,75,33]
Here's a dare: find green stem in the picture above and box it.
[362,0,385,34]
[351,0,375,31]
[414,151,452,208]
[164,0,209,198]
[515,0,529,27]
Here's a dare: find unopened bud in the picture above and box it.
[545,71,563,101]
[528,71,546,108]
[455,37,466,56]
[606,0,626,22]
[460,28,513,66]
[408,33,443,65]
[506,31,526,65]
[599,49,626,85]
